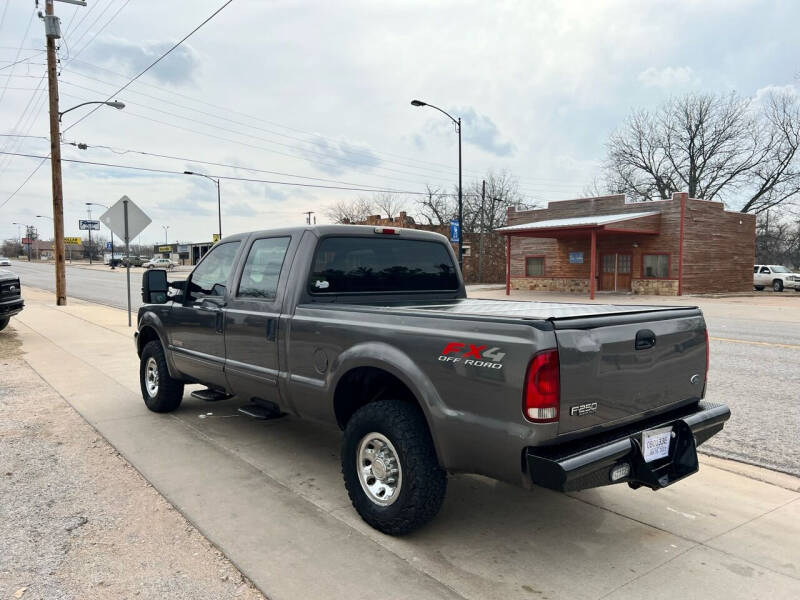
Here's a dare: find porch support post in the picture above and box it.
[589,228,597,300]
[505,235,511,295]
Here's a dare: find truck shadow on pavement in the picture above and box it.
[165,396,762,599]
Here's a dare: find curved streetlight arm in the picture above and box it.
[411,100,460,130]
[59,101,125,122]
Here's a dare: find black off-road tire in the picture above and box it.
[140,340,184,412]
[773,280,784,292]
[754,286,764,291]
[0,317,9,332]
[342,398,447,535]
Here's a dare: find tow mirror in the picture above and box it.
[142,269,168,304]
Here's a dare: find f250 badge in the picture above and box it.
[438,342,505,370]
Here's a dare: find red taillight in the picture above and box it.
[523,349,560,423]
[704,328,709,381]
[374,227,400,234]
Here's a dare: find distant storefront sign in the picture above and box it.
[158,245,173,253]
[569,251,584,264]
[177,244,189,253]
[65,237,82,245]
[79,219,101,231]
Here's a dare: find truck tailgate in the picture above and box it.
[552,308,707,435]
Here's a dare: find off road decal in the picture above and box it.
[438,342,505,370]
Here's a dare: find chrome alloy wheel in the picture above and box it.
[357,432,403,506]
[145,357,159,398]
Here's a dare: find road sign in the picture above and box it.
[99,196,152,328]
[21,237,32,244]
[100,196,151,241]
[449,219,460,243]
[105,241,112,251]
[64,237,82,245]
[79,219,101,231]
[212,233,220,243]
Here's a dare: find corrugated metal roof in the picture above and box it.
[497,211,660,232]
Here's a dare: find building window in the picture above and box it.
[526,256,545,277]
[642,254,669,278]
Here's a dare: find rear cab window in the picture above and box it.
[308,236,458,294]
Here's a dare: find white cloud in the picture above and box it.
[638,66,697,88]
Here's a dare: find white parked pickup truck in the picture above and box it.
[753,265,800,292]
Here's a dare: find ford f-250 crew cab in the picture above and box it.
[135,225,730,535]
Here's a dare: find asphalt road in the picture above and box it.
[6,260,800,476]
[7,260,187,311]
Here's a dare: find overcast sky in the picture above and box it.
[1,0,798,246]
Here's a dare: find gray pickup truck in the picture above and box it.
[135,225,730,534]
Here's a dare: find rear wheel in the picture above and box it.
[140,340,184,412]
[773,280,784,292]
[754,286,764,291]
[342,399,447,535]
[0,317,9,332]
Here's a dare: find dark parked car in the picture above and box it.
[135,225,729,534]
[0,269,23,332]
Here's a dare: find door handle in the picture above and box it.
[635,329,656,350]
[265,318,277,342]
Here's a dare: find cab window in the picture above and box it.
[187,242,240,302]
[237,237,290,300]
[760,267,771,274]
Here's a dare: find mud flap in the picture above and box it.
[628,420,698,490]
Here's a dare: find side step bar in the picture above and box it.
[190,388,233,402]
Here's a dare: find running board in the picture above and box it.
[190,388,233,402]
[238,404,286,420]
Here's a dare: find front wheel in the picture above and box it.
[140,340,184,412]
[773,280,784,292]
[342,399,447,535]
[0,317,9,332]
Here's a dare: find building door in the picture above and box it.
[599,253,632,292]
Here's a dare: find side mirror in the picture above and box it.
[142,269,169,304]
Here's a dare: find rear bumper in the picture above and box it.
[0,297,24,317]
[525,401,730,492]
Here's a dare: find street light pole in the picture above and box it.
[162,225,170,245]
[183,171,222,239]
[410,99,463,270]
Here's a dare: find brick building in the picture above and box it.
[354,212,506,284]
[498,192,756,297]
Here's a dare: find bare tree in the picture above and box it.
[324,197,375,223]
[370,192,406,220]
[415,171,525,232]
[416,185,453,226]
[603,91,800,213]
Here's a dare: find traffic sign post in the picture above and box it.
[449,219,460,243]
[99,196,152,326]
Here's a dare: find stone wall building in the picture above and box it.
[498,192,756,297]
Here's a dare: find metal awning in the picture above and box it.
[498,211,660,234]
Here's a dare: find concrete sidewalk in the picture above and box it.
[7,287,800,600]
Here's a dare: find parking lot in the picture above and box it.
[2,280,799,599]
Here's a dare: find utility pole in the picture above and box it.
[303,211,315,225]
[43,0,81,305]
[478,179,486,284]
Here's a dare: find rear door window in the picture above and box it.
[309,236,458,294]
[237,237,291,300]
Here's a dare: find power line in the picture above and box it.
[63,0,236,133]
[0,150,456,197]
[0,7,36,109]
[0,51,45,72]
[72,0,131,59]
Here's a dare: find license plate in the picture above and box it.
[641,427,672,463]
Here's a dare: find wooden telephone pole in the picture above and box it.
[44,0,67,304]
[44,0,86,305]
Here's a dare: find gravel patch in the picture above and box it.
[0,325,267,600]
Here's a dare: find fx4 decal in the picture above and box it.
[438,342,505,369]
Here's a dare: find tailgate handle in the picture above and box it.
[635,329,656,350]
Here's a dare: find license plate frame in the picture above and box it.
[641,426,672,463]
